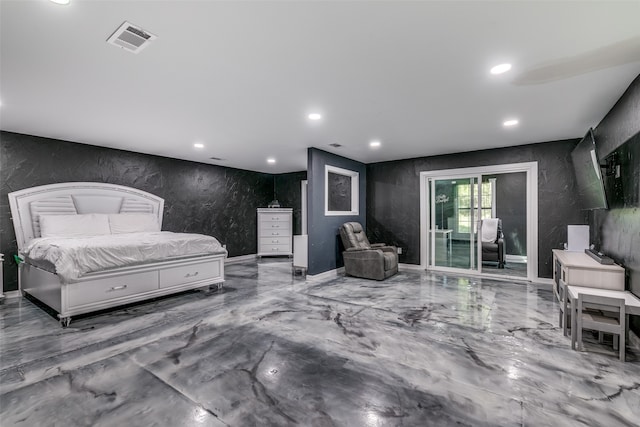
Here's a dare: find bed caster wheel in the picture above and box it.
[59,316,71,328]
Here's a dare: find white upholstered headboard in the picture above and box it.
[8,182,165,251]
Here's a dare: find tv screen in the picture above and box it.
[571,128,608,210]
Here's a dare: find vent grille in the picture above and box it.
[107,21,157,54]
[209,157,225,161]
[329,143,342,148]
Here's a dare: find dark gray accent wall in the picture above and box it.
[367,139,583,278]
[587,74,640,333]
[307,148,366,275]
[0,131,274,292]
[593,74,640,158]
[274,171,307,236]
[491,172,527,256]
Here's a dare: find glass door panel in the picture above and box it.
[479,172,528,278]
[429,176,480,271]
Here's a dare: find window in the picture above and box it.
[456,180,495,233]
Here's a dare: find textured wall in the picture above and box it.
[492,172,527,256]
[274,171,307,236]
[307,148,366,275]
[366,139,582,278]
[588,74,640,334]
[593,74,640,158]
[0,131,273,292]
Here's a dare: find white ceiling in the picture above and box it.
[1,1,639,173]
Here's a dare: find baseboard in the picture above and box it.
[306,267,345,281]
[399,263,424,271]
[505,255,527,263]
[225,254,257,264]
[532,278,554,286]
[1,290,22,299]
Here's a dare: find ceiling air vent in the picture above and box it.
[329,143,342,148]
[107,21,157,54]
[209,157,225,161]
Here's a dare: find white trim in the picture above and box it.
[505,255,528,263]
[420,162,539,282]
[225,254,257,264]
[399,263,424,271]
[301,180,308,235]
[306,267,345,281]
[324,165,359,216]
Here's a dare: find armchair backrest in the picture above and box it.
[340,222,371,250]
[481,218,502,243]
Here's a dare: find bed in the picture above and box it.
[8,182,227,326]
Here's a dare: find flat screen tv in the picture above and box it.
[571,128,608,210]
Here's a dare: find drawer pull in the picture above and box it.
[272,240,279,243]
[272,248,279,251]
[108,285,127,292]
[184,271,199,278]
[272,232,279,236]
[272,225,280,228]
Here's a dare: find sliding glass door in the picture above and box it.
[421,163,538,282]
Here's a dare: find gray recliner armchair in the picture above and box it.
[339,222,398,280]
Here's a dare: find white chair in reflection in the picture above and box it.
[574,293,626,362]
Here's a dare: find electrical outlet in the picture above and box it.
[397,247,403,254]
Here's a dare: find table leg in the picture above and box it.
[570,297,577,350]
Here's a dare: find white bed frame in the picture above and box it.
[8,182,225,326]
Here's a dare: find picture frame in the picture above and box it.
[325,165,359,216]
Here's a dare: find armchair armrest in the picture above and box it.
[370,243,386,248]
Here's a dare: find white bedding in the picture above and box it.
[23,232,227,283]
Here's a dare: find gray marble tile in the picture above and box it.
[1,259,639,426]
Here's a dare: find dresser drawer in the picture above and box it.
[260,213,290,222]
[67,271,158,308]
[260,237,291,246]
[159,260,221,289]
[260,244,291,254]
[259,224,291,237]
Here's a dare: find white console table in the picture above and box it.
[552,249,625,294]
[430,229,453,256]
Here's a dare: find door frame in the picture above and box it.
[419,161,539,281]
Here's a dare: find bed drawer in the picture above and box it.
[67,271,158,308]
[159,260,221,289]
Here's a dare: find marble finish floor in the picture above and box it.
[1,259,639,426]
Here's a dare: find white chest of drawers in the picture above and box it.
[257,208,293,257]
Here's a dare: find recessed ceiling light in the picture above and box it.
[490,63,512,75]
[369,140,381,148]
[50,0,70,4]
[308,113,322,121]
[267,158,276,164]
[193,143,204,149]
[503,119,519,127]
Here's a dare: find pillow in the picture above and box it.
[108,213,160,234]
[40,214,111,238]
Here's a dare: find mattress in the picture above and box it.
[23,232,227,283]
